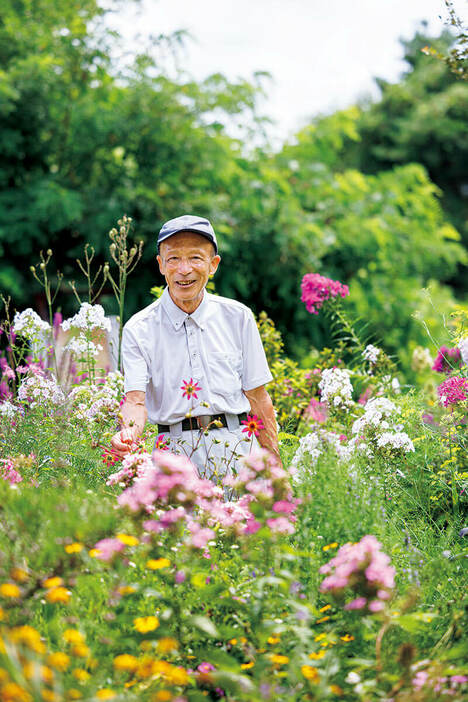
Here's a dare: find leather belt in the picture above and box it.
[157,412,248,434]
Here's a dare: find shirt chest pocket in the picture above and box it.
[209,351,243,394]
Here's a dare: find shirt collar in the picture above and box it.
[161,287,207,331]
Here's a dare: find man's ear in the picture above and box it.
[209,254,221,277]
[157,254,165,275]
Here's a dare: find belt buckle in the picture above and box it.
[197,415,211,430]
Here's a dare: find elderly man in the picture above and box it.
[111,214,279,481]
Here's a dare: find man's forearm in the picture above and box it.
[120,390,147,436]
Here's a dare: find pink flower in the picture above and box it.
[437,376,468,407]
[305,397,328,423]
[301,273,349,315]
[344,597,367,610]
[0,458,23,484]
[432,345,462,374]
[154,433,169,450]
[93,537,125,561]
[241,414,265,438]
[180,378,202,399]
[175,570,186,584]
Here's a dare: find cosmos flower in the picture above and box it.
[180,378,202,399]
[241,414,265,437]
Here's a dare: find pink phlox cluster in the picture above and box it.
[437,375,468,407]
[319,534,395,613]
[301,273,349,315]
[432,345,462,374]
[106,451,154,487]
[412,667,467,695]
[304,397,328,423]
[0,357,15,381]
[0,458,23,484]
[93,537,125,561]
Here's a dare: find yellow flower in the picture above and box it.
[301,665,320,682]
[340,634,354,642]
[71,643,90,658]
[154,692,172,702]
[322,542,338,551]
[9,626,46,654]
[72,668,91,682]
[65,543,84,554]
[319,604,331,613]
[63,629,85,644]
[42,577,63,589]
[116,534,139,546]
[157,637,179,653]
[0,583,21,598]
[10,567,28,583]
[66,688,83,699]
[146,558,171,570]
[23,662,54,684]
[317,616,330,623]
[96,690,116,700]
[41,690,56,702]
[89,549,100,558]
[267,636,280,644]
[47,652,70,671]
[118,585,136,596]
[314,633,326,642]
[270,654,289,665]
[309,650,325,660]
[113,654,139,672]
[228,638,238,645]
[330,684,344,695]
[0,682,32,702]
[163,665,189,686]
[0,606,4,621]
[134,616,159,633]
[45,587,71,604]
[241,661,254,669]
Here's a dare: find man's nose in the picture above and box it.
[178,258,192,275]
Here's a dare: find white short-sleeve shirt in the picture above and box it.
[122,288,273,424]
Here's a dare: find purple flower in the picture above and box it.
[301,273,349,315]
[432,345,462,374]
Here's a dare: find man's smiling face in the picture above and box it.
[157,231,220,314]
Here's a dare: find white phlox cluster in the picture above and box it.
[363,344,381,365]
[376,432,415,453]
[62,303,111,333]
[17,373,65,408]
[459,337,468,367]
[291,428,354,477]
[0,401,20,419]
[12,309,51,339]
[352,397,399,435]
[318,368,354,410]
[65,335,102,358]
[69,371,124,424]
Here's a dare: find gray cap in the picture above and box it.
[157,214,218,253]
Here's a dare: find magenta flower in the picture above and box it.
[437,376,468,407]
[181,378,201,399]
[0,458,23,484]
[241,414,264,438]
[432,345,462,374]
[301,273,349,315]
[154,433,170,450]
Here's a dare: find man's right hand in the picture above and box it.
[110,390,147,458]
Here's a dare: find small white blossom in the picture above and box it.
[459,337,468,367]
[66,335,102,358]
[376,432,415,453]
[62,303,111,333]
[12,309,50,339]
[363,344,381,364]
[68,371,124,424]
[318,368,354,410]
[411,346,433,372]
[0,401,20,419]
[17,373,65,408]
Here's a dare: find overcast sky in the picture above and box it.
[112,0,468,141]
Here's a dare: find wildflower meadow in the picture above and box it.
[0,223,466,702]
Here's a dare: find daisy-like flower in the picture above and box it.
[241,414,265,437]
[180,378,201,399]
[154,433,170,450]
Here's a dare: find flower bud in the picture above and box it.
[129,247,137,257]
[47,249,52,256]
[110,243,116,254]
[120,227,126,236]
[103,263,110,275]
[110,228,117,236]
[40,263,46,270]
[30,266,35,272]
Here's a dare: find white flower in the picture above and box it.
[411,346,432,372]
[459,337,468,367]
[61,303,111,333]
[12,309,50,339]
[352,397,399,434]
[65,335,102,357]
[0,401,20,419]
[318,368,354,410]
[376,432,415,453]
[68,371,124,424]
[17,373,65,408]
[363,344,381,364]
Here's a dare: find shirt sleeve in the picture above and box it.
[122,324,149,393]
[241,310,274,391]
